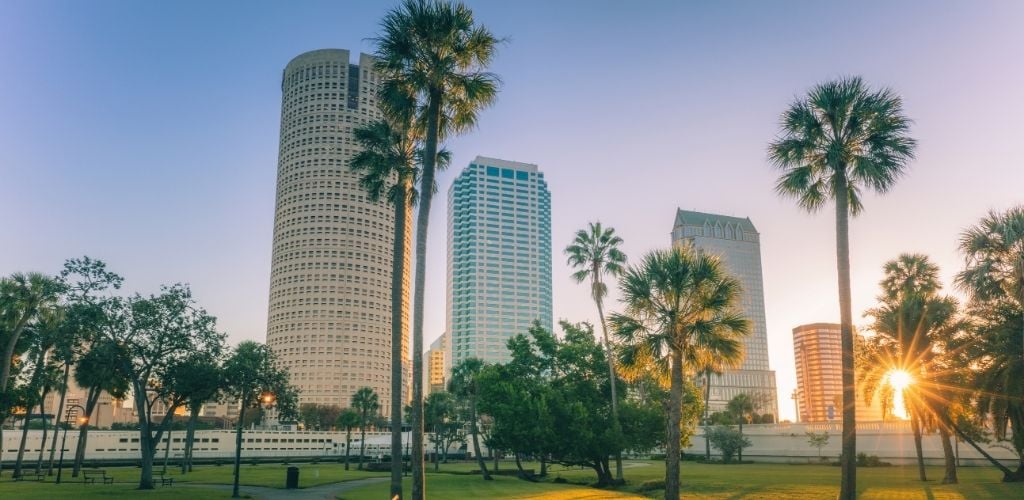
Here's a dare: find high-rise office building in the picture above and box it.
[793,323,843,423]
[671,209,778,418]
[426,333,447,394]
[446,157,552,367]
[793,323,886,422]
[265,49,409,414]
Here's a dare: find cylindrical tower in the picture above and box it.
[266,49,409,414]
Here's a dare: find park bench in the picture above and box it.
[81,468,114,484]
[13,471,46,481]
[157,470,174,486]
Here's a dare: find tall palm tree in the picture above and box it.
[448,357,492,481]
[610,245,749,500]
[351,387,379,471]
[350,111,418,494]
[768,76,916,500]
[958,206,1024,364]
[13,306,64,478]
[564,221,627,481]
[374,3,501,497]
[337,409,361,471]
[864,254,960,483]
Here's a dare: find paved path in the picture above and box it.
[180,477,388,499]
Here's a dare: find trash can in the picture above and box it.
[286,466,299,489]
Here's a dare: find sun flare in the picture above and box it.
[887,369,913,419]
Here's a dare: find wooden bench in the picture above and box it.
[81,469,114,484]
[157,470,174,486]
[13,472,46,481]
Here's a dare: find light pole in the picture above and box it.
[232,391,276,498]
[55,404,87,485]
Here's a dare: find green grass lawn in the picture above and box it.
[3,460,1022,499]
[337,460,1024,499]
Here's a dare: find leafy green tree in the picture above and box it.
[351,387,380,471]
[707,425,751,463]
[768,76,916,500]
[565,221,627,482]
[168,354,223,474]
[337,409,361,471]
[611,245,749,500]
[424,391,462,471]
[374,2,502,497]
[222,341,297,497]
[71,336,131,476]
[806,431,830,459]
[104,285,225,490]
[449,357,492,480]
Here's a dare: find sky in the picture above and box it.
[2,1,1022,422]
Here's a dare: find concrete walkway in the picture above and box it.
[180,477,388,499]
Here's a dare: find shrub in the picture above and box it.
[706,425,751,464]
[638,479,666,492]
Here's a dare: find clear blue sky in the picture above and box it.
[2,1,1022,421]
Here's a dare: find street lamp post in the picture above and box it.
[232,391,276,498]
[55,404,87,485]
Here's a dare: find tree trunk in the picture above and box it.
[358,415,367,471]
[939,425,958,484]
[231,404,246,497]
[182,408,199,474]
[35,387,50,474]
[594,291,624,482]
[410,87,443,500]
[911,412,927,481]
[434,437,440,472]
[738,419,744,463]
[14,348,48,477]
[47,362,71,475]
[344,428,352,470]
[665,349,683,500]
[951,422,1016,480]
[470,399,491,480]
[704,371,712,461]
[540,455,547,476]
[835,179,857,500]
[388,180,410,500]
[162,426,173,474]
[136,387,156,490]
[73,388,101,477]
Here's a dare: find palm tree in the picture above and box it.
[610,245,749,500]
[351,387,379,471]
[958,206,1024,364]
[350,114,417,493]
[374,3,501,497]
[768,76,916,500]
[448,357,492,480]
[727,393,754,463]
[564,221,627,481]
[13,306,64,478]
[864,254,961,483]
[337,409,361,471]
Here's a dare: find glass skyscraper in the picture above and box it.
[672,209,779,419]
[446,157,553,367]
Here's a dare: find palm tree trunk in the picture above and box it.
[162,426,173,474]
[939,425,958,484]
[72,388,101,477]
[14,348,48,478]
[183,408,199,473]
[951,421,1016,480]
[344,428,351,470]
[14,400,37,478]
[835,179,857,500]
[911,412,927,481]
[704,371,712,461]
[46,362,71,475]
[390,186,410,499]
[738,419,744,463]
[35,386,50,474]
[470,399,491,480]
[358,414,367,471]
[409,87,442,500]
[665,349,683,500]
[594,292,623,482]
